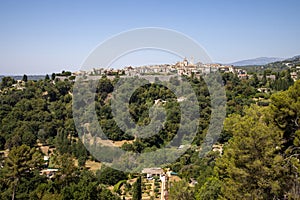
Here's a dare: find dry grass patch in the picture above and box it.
[85,160,102,171]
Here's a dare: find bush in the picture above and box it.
[96,166,127,185]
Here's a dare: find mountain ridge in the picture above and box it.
[228,57,285,66]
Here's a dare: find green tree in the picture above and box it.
[1,77,15,89]
[251,73,259,87]
[216,105,285,199]
[22,74,28,82]
[196,177,221,200]
[96,166,127,186]
[169,179,195,200]
[132,175,142,200]
[37,129,47,144]
[270,80,300,197]
[51,73,56,81]
[261,70,267,86]
[3,145,43,200]
[271,80,300,148]
[55,128,71,154]
[45,74,50,81]
[51,152,77,183]
[61,170,99,200]
[21,131,36,147]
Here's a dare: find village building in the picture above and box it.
[142,167,164,179]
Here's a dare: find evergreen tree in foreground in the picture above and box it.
[132,175,142,200]
[216,105,286,199]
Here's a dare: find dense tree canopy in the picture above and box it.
[0,68,299,199]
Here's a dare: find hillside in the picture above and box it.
[229,57,285,66]
[0,67,299,199]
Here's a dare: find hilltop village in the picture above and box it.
[72,58,248,80]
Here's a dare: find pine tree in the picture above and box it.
[270,80,300,197]
[3,145,42,200]
[51,73,56,81]
[169,179,195,200]
[216,105,286,199]
[45,74,50,81]
[22,74,28,82]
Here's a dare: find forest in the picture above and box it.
[0,65,299,199]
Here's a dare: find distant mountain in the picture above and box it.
[284,55,300,62]
[229,57,285,66]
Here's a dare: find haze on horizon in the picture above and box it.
[1,0,300,75]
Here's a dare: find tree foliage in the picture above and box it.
[216,105,285,199]
[1,145,43,200]
[132,175,142,200]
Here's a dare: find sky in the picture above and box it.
[0,0,300,75]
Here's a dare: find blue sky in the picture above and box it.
[1,0,300,74]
